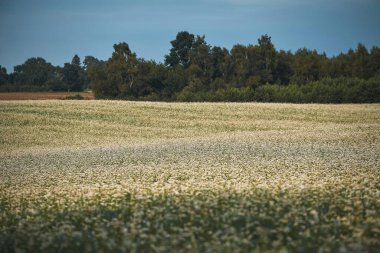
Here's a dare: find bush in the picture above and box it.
[252,77,380,103]
[64,94,84,100]
[213,86,254,102]
[253,85,277,102]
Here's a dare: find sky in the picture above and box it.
[0,0,379,71]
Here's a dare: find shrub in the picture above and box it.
[64,94,84,100]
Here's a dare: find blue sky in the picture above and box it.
[1,0,379,71]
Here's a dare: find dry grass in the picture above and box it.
[0,101,379,252]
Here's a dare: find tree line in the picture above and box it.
[0,55,87,92]
[1,31,379,102]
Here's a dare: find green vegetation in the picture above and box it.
[1,32,379,102]
[0,55,87,92]
[64,94,85,100]
[1,101,379,252]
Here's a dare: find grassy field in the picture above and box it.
[0,101,379,252]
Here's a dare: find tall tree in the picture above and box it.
[245,45,260,88]
[0,66,8,85]
[87,57,108,98]
[230,44,249,87]
[256,34,277,84]
[189,36,212,75]
[210,46,230,81]
[274,50,293,85]
[62,54,85,91]
[352,43,371,79]
[83,56,100,71]
[165,31,195,68]
[107,42,138,97]
[163,65,188,99]
[370,46,380,76]
[13,57,56,86]
[130,60,167,98]
[291,49,325,84]
[187,35,213,90]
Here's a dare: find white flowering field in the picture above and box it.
[0,101,379,252]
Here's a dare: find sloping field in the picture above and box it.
[0,92,94,100]
[0,101,379,252]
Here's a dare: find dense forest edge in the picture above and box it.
[0,31,379,103]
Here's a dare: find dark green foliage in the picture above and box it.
[214,86,254,102]
[5,55,87,92]
[0,66,8,85]
[12,57,57,87]
[257,34,277,84]
[291,49,327,85]
[165,31,195,68]
[2,31,380,103]
[62,55,86,92]
[210,46,230,80]
[253,77,380,103]
[133,61,167,99]
[163,66,188,100]
[64,94,85,100]
[369,46,380,76]
[0,84,50,92]
[85,57,108,98]
[352,43,371,79]
[274,50,293,85]
[86,33,378,103]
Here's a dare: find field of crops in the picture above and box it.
[0,101,379,252]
